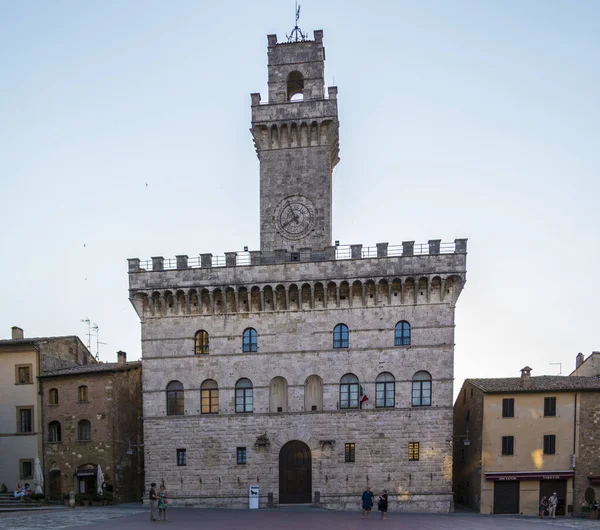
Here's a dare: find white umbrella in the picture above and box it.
[96,465,104,495]
[33,457,43,495]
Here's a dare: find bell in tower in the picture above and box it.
[251,29,340,253]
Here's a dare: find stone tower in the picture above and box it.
[251,31,339,253]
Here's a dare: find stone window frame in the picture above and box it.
[176,448,187,466]
[235,378,253,413]
[501,435,514,456]
[77,419,92,442]
[502,398,515,418]
[375,372,395,408]
[48,420,62,443]
[333,323,349,349]
[543,397,557,417]
[166,381,185,416]
[15,364,33,385]
[408,441,420,461]
[201,379,219,414]
[344,443,355,463]
[49,388,59,405]
[543,434,556,455]
[411,371,432,407]
[236,447,247,465]
[339,373,359,409]
[16,406,34,434]
[19,458,34,480]
[394,321,411,346]
[78,385,89,403]
[242,328,258,353]
[194,330,209,355]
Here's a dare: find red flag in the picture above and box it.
[360,385,369,403]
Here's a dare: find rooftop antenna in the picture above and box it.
[287,1,308,43]
[550,362,562,375]
[81,318,91,350]
[91,323,107,360]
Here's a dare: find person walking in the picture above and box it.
[158,484,169,522]
[539,496,548,518]
[378,489,388,520]
[149,482,158,521]
[548,492,558,519]
[361,486,374,519]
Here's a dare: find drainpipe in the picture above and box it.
[572,392,578,514]
[35,343,46,496]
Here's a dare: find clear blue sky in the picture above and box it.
[1,1,598,397]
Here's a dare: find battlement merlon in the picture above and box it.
[127,239,467,293]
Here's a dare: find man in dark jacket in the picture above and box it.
[149,483,158,521]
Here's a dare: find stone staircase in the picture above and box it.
[0,491,48,512]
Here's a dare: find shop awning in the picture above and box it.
[588,475,600,485]
[485,470,574,481]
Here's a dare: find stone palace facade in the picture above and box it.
[128,28,467,511]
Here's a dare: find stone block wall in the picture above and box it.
[574,391,600,514]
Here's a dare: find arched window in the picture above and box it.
[395,321,411,346]
[287,71,304,101]
[242,328,257,353]
[48,421,61,442]
[339,373,359,409]
[412,371,432,407]
[333,323,349,349]
[195,330,209,354]
[376,372,395,408]
[77,419,91,441]
[235,378,253,413]
[201,379,218,414]
[78,385,88,402]
[166,381,184,416]
[49,388,59,405]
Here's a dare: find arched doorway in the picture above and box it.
[49,469,61,501]
[279,440,311,504]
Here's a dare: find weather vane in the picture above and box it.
[287,1,308,43]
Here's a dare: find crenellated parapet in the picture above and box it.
[128,240,467,319]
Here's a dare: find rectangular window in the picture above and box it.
[15,365,32,384]
[20,459,33,479]
[237,447,247,465]
[543,434,556,455]
[502,398,514,418]
[17,407,33,433]
[345,443,355,462]
[201,389,219,414]
[408,442,420,461]
[544,397,556,417]
[78,386,88,402]
[176,448,186,466]
[501,436,514,456]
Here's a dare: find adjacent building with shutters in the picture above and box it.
[453,365,600,517]
[0,327,95,492]
[128,27,468,511]
[38,351,143,503]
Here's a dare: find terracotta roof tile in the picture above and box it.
[468,376,600,393]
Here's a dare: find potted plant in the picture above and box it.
[75,493,88,506]
[91,493,103,506]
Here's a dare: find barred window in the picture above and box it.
[237,447,247,465]
[345,443,355,462]
[408,442,420,461]
[177,448,186,466]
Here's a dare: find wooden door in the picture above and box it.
[279,440,311,504]
[493,481,520,514]
[49,470,61,501]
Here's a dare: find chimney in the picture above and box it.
[117,350,127,365]
[11,326,24,340]
[520,366,532,379]
[576,353,584,369]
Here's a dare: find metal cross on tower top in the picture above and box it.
[286,2,308,42]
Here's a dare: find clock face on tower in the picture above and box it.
[274,195,316,240]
